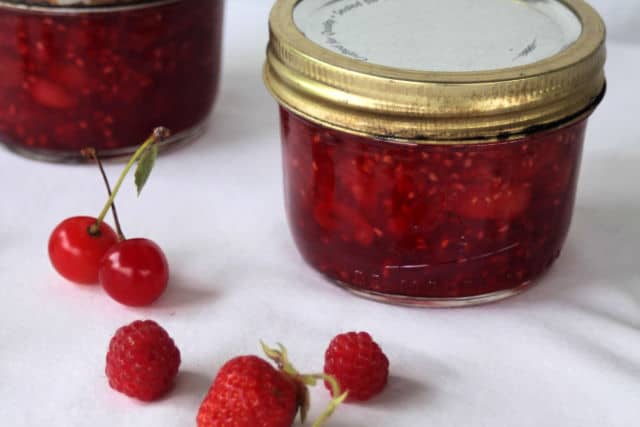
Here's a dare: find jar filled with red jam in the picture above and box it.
[0,0,223,161]
[264,0,606,306]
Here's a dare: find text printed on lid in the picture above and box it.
[293,0,583,72]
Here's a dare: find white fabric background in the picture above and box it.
[0,1,638,425]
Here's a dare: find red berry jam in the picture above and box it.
[0,0,223,161]
[266,0,606,305]
[281,107,588,304]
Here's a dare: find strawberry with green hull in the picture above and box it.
[197,356,301,427]
[197,343,347,427]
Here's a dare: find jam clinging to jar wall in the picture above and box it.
[282,108,586,301]
[0,0,224,160]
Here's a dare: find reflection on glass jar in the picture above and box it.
[0,0,224,161]
[265,0,607,306]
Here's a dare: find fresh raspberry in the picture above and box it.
[197,355,302,427]
[105,320,181,401]
[324,332,389,402]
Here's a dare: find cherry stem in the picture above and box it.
[92,127,169,230]
[82,148,125,240]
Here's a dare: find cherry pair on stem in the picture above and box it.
[48,128,170,307]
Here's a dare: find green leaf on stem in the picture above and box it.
[134,143,158,196]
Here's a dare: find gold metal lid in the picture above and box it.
[264,0,606,143]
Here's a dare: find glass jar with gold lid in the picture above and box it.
[264,0,606,307]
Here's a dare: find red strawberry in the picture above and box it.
[105,320,181,401]
[197,355,301,427]
[197,343,347,427]
[324,332,389,402]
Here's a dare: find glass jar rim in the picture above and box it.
[264,0,606,143]
[0,0,179,13]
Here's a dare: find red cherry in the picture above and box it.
[48,216,119,285]
[99,238,169,306]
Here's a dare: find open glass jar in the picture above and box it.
[0,0,224,161]
[264,0,606,306]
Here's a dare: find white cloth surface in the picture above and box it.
[0,1,638,425]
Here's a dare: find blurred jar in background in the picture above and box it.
[0,0,224,161]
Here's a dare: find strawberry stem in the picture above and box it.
[261,342,299,376]
[92,127,169,231]
[260,342,347,427]
[312,386,348,427]
[319,373,342,399]
[299,373,347,427]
